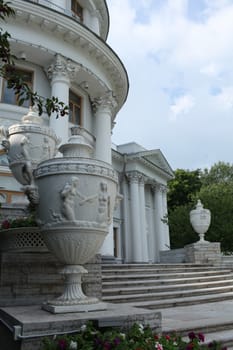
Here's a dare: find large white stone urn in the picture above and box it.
[190,200,211,243]
[34,128,118,313]
[0,107,60,203]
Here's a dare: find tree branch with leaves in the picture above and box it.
[0,0,68,117]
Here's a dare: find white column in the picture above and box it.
[148,186,157,262]
[153,183,165,252]
[99,222,114,256]
[139,176,148,262]
[47,54,78,145]
[92,91,117,164]
[128,172,143,262]
[122,177,131,262]
[161,185,170,250]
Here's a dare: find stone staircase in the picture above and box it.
[101,263,233,347]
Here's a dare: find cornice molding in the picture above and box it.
[7,0,128,114]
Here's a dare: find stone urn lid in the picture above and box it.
[21,106,43,124]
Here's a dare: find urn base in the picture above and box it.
[42,264,106,314]
[42,301,107,314]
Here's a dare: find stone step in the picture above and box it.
[158,300,233,348]
[102,265,228,275]
[102,263,205,269]
[102,273,233,288]
[121,291,233,309]
[102,286,233,304]
[102,270,232,282]
[102,278,233,296]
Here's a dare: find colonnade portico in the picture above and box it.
[121,171,170,263]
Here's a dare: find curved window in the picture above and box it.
[69,90,82,125]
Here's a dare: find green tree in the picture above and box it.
[196,182,233,253]
[200,161,233,186]
[167,169,202,210]
[169,203,197,248]
[0,0,68,117]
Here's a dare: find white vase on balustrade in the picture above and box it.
[190,199,211,243]
[34,127,118,313]
[1,107,60,186]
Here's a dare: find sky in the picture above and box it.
[106,0,233,170]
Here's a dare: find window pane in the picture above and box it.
[2,80,16,104]
[1,68,33,107]
[74,105,80,125]
[69,102,74,123]
[69,90,82,125]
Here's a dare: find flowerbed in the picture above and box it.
[1,215,37,229]
[42,322,226,350]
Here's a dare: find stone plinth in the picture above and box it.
[0,304,161,350]
[185,241,221,265]
[0,252,102,307]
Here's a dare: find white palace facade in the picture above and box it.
[0,0,174,263]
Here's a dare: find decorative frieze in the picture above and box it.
[34,159,118,182]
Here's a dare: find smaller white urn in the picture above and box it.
[190,200,211,243]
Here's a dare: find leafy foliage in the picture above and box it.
[200,161,233,186]
[196,182,233,253]
[168,162,233,252]
[168,203,197,249]
[0,0,68,117]
[41,322,224,350]
[167,169,202,210]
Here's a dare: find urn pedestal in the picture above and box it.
[34,131,118,313]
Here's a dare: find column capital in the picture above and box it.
[92,91,118,115]
[139,174,147,186]
[47,54,80,82]
[151,182,165,193]
[126,171,143,184]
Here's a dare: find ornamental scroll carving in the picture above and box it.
[47,54,80,81]
[92,90,118,115]
[126,171,144,184]
[151,182,167,194]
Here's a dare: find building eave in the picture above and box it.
[8,0,129,116]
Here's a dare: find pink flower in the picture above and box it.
[186,343,194,350]
[155,342,163,350]
[1,219,10,229]
[198,333,205,342]
[58,339,67,350]
[188,332,196,341]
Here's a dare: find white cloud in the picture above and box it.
[200,63,221,78]
[215,87,233,109]
[107,0,233,169]
[170,95,195,121]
